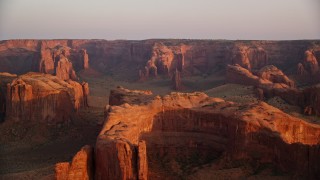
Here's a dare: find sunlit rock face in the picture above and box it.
[0,40,91,81]
[4,72,88,125]
[59,87,320,180]
[55,145,94,180]
[1,39,319,83]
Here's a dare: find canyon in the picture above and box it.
[0,39,320,179]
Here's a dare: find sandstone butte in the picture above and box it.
[55,87,320,180]
[0,72,89,125]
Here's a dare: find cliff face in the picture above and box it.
[296,49,320,84]
[4,73,88,125]
[172,68,182,90]
[55,54,77,81]
[55,145,94,180]
[0,73,17,122]
[56,88,320,179]
[1,40,318,81]
[302,85,320,116]
[230,45,268,70]
[0,40,90,80]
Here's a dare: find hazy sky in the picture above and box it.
[0,0,319,40]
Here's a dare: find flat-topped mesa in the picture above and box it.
[5,72,88,125]
[88,88,320,179]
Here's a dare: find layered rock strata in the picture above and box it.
[58,88,320,179]
[0,73,17,122]
[55,145,94,180]
[1,39,319,82]
[4,73,88,124]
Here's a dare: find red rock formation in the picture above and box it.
[55,145,93,180]
[55,163,70,180]
[5,73,87,124]
[231,45,268,70]
[82,82,89,107]
[39,47,55,74]
[91,89,320,179]
[79,49,89,69]
[55,54,77,81]
[296,50,320,84]
[137,141,148,180]
[148,43,175,75]
[226,64,260,86]
[227,64,295,91]
[172,68,182,90]
[140,43,189,80]
[231,46,251,69]
[0,73,17,122]
[302,50,319,75]
[1,39,319,82]
[302,85,320,116]
[258,65,295,88]
[227,64,320,117]
[108,86,153,106]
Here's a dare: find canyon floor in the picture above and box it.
[1,71,311,179]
